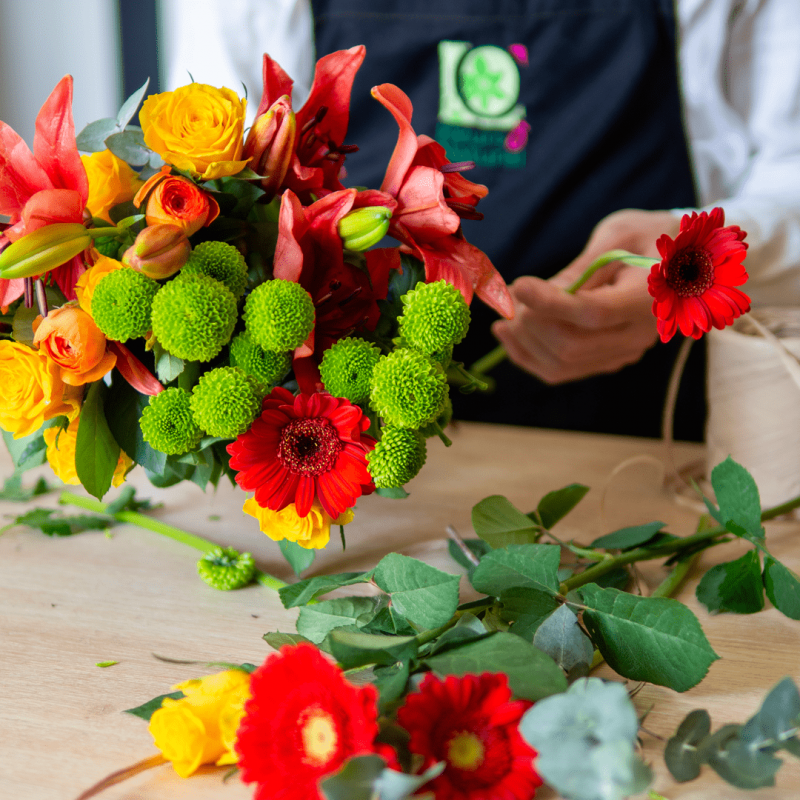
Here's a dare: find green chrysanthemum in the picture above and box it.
[197,546,256,590]
[229,332,292,387]
[319,337,381,404]
[190,366,263,438]
[90,267,159,342]
[367,426,427,488]
[182,241,248,298]
[370,348,448,429]
[243,279,315,352]
[139,387,204,455]
[398,280,471,355]
[150,273,237,362]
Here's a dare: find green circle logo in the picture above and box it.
[457,45,520,118]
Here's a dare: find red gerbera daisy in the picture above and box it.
[396,672,543,800]
[226,386,375,519]
[647,207,750,342]
[235,644,381,800]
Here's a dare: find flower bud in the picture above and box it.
[0,223,91,280]
[243,96,296,200]
[338,206,393,251]
[123,224,191,279]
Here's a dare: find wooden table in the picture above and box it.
[1,422,799,800]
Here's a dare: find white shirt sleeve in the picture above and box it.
[678,0,800,304]
[158,0,314,125]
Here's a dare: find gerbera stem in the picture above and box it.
[58,491,290,592]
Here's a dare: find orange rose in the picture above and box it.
[33,304,117,386]
[75,254,122,314]
[81,149,144,223]
[134,166,220,237]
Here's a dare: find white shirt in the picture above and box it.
[161,0,800,304]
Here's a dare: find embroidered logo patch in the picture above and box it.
[437,41,529,169]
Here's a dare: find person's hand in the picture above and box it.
[491,208,681,384]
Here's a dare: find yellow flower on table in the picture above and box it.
[81,149,144,223]
[75,254,122,314]
[43,418,131,487]
[140,84,249,180]
[0,341,81,439]
[243,498,355,550]
[148,669,252,778]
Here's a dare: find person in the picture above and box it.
[161,0,800,441]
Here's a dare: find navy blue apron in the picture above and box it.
[312,0,704,441]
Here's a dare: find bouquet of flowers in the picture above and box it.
[0,46,512,556]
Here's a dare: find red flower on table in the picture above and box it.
[235,644,382,800]
[647,207,750,342]
[0,75,89,307]
[226,387,375,519]
[368,83,513,320]
[396,672,543,800]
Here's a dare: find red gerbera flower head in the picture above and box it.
[647,206,750,343]
[226,386,375,519]
[235,643,381,800]
[396,672,543,800]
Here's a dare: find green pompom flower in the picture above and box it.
[367,427,427,488]
[398,280,471,355]
[370,348,448,429]
[190,366,263,438]
[150,273,237,362]
[243,279,315,352]
[197,546,256,590]
[229,332,292,387]
[139,387,204,455]
[319,337,381,403]
[90,267,159,342]
[182,241,248,298]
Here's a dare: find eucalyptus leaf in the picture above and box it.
[373,553,460,631]
[321,754,385,800]
[664,709,711,782]
[375,763,446,800]
[470,544,561,598]
[75,381,121,500]
[763,557,800,620]
[533,604,594,672]
[423,631,567,701]
[741,676,800,750]
[116,78,150,129]
[123,691,183,721]
[296,596,381,644]
[579,584,719,692]
[695,550,764,614]
[536,483,590,529]
[278,571,371,608]
[76,117,119,152]
[590,521,666,551]
[471,495,539,548]
[326,630,418,669]
[278,539,316,576]
[707,737,782,790]
[710,456,765,540]
[499,586,561,640]
[106,128,151,167]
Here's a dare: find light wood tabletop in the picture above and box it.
[1,421,799,800]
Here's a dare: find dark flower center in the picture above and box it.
[278,417,342,476]
[665,247,714,297]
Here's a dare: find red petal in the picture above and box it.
[294,476,316,517]
[254,53,295,118]
[0,123,51,218]
[272,190,310,283]
[371,84,419,197]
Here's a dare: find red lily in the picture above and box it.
[273,188,395,392]
[370,83,513,319]
[253,46,366,201]
[0,76,89,305]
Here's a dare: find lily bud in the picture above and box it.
[123,224,191,280]
[338,206,393,251]
[0,223,91,280]
[243,95,296,200]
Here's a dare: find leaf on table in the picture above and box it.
[425,612,487,656]
[535,483,590,529]
[741,676,800,752]
[124,691,184,721]
[578,584,719,692]
[710,457,765,540]
[0,474,53,502]
[763,557,800,620]
[326,629,418,669]
[263,631,313,651]
[532,604,594,673]
[279,538,316,576]
[447,537,491,572]
[470,544,561,598]
[296,596,381,644]
[0,508,112,537]
[664,709,711,782]
[278,571,372,608]
[373,661,411,711]
[471,495,539,548]
[590,520,666,551]
[499,587,561,640]
[695,550,765,614]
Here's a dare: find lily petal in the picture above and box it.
[371,83,418,197]
[109,341,163,396]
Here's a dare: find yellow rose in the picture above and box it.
[243,498,354,550]
[81,149,144,223]
[140,84,249,180]
[0,341,81,438]
[75,254,123,314]
[43,418,132,487]
[148,669,252,778]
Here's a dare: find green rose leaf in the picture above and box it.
[326,630,418,669]
[423,631,567,701]
[535,483,590,529]
[0,474,51,502]
[472,495,540,548]
[360,606,418,637]
[499,586,561,640]
[262,631,313,650]
[710,456,765,540]
[763,557,800,620]
[664,709,711,782]
[278,539,316,576]
[75,382,121,500]
[470,544,561,598]
[372,553,460,630]
[532,604,594,673]
[447,537,491,572]
[296,597,380,644]
[695,550,765,614]
[123,691,184,721]
[579,584,719,692]
[0,508,111,537]
[426,612,488,655]
[278,571,371,608]
[373,661,411,711]
[590,520,666,551]
[374,486,410,499]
